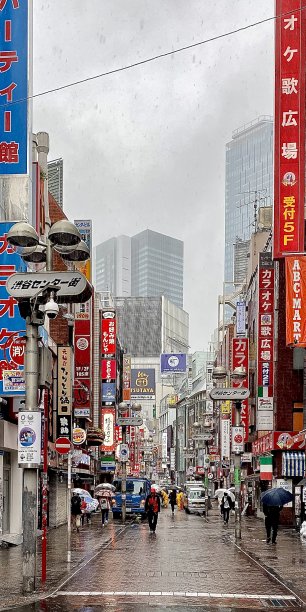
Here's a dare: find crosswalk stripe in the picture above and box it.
[55,591,296,600]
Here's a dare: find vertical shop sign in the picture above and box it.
[285,256,306,345]
[1,222,26,395]
[101,310,116,355]
[123,354,131,402]
[0,0,28,174]
[257,253,274,430]
[232,338,249,442]
[57,346,72,415]
[273,0,306,257]
[74,220,92,282]
[74,318,91,411]
[101,408,115,452]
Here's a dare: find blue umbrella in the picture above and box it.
[261,487,293,506]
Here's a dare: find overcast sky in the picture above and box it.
[33,1,274,352]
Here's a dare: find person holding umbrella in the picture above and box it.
[261,487,293,544]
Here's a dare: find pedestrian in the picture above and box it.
[99,491,112,527]
[169,489,177,514]
[71,492,82,532]
[145,487,160,533]
[177,490,184,511]
[161,489,169,508]
[221,492,232,525]
[263,504,282,544]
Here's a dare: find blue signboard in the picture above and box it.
[160,353,187,374]
[102,382,116,402]
[0,221,26,395]
[0,0,28,174]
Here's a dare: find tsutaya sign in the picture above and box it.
[273,0,306,258]
[285,256,306,345]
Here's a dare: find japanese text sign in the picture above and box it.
[101,311,116,355]
[257,253,274,430]
[122,354,131,402]
[0,222,26,395]
[74,318,91,411]
[232,337,249,442]
[273,1,306,257]
[74,219,92,282]
[57,414,71,440]
[285,256,306,345]
[0,0,28,174]
[101,358,116,380]
[101,408,115,452]
[57,346,72,416]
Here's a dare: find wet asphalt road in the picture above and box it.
[2,508,306,611]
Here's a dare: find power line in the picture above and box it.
[1,4,305,108]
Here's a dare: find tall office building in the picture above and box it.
[225,116,273,286]
[95,235,131,296]
[131,230,184,308]
[47,158,63,209]
[95,230,184,308]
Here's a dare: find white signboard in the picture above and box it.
[257,397,274,430]
[205,399,214,415]
[7,271,87,300]
[221,419,230,460]
[170,448,175,470]
[162,432,167,462]
[232,426,244,454]
[276,479,293,508]
[102,410,114,450]
[18,411,41,468]
[236,301,246,336]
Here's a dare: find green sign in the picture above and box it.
[234,467,241,486]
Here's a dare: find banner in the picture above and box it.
[160,353,187,373]
[285,256,306,345]
[101,310,116,355]
[74,318,91,411]
[236,301,246,337]
[0,0,28,174]
[122,354,131,402]
[1,222,26,395]
[257,253,274,431]
[221,417,230,460]
[131,369,155,399]
[57,346,72,415]
[101,408,115,452]
[101,358,116,380]
[273,0,306,257]
[232,337,249,442]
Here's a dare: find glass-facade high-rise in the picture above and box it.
[95,235,131,296]
[131,230,184,308]
[225,116,273,285]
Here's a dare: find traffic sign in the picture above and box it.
[6,271,91,303]
[116,417,143,426]
[55,437,71,455]
[209,387,250,401]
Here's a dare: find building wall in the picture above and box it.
[48,471,68,528]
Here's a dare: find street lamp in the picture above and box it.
[6,219,88,594]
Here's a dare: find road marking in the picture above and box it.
[55,591,296,600]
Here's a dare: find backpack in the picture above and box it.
[100,497,108,509]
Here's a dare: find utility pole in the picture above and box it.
[121,424,127,523]
[22,318,39,594]
[234,401,242,541]
[204,440,209,518]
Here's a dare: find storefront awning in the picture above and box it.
[282,452,305,477]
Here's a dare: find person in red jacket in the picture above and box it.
[145,488,160,533]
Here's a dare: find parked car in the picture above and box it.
[184,487,206,515]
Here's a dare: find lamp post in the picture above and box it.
[212,365,246,541]
[118,401,142,523]
[6,220,89,594]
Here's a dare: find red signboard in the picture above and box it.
[101,318,116,355]
[101,358,116,380]
[257,255,274,418]
[285,256,306,346]
[273,0,306,258]
[74,318,91,410]
[232,337,249,442]
[252,431,305,455]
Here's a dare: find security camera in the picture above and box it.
[44,297,59,320]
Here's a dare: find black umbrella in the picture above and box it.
[261,487,293,506]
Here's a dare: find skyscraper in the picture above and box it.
[225,116,273,286]
[131,230,184,308]
[95,229,184,308]
[95,235,131,296]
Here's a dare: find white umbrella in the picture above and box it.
[95,483,115,495]
[214,489,235,502]
[72,488,89,496]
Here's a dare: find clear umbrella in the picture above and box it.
[214,489,235,502]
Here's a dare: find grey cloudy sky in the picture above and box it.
[33,1,274,351]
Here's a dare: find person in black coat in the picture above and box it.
[169,489,177,514]
[263,504,282,544]
[220,493,233,524]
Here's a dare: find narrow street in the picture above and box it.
[3,506,305,612]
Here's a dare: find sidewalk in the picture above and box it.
[1,507,306,610]
[0,512,125,611]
